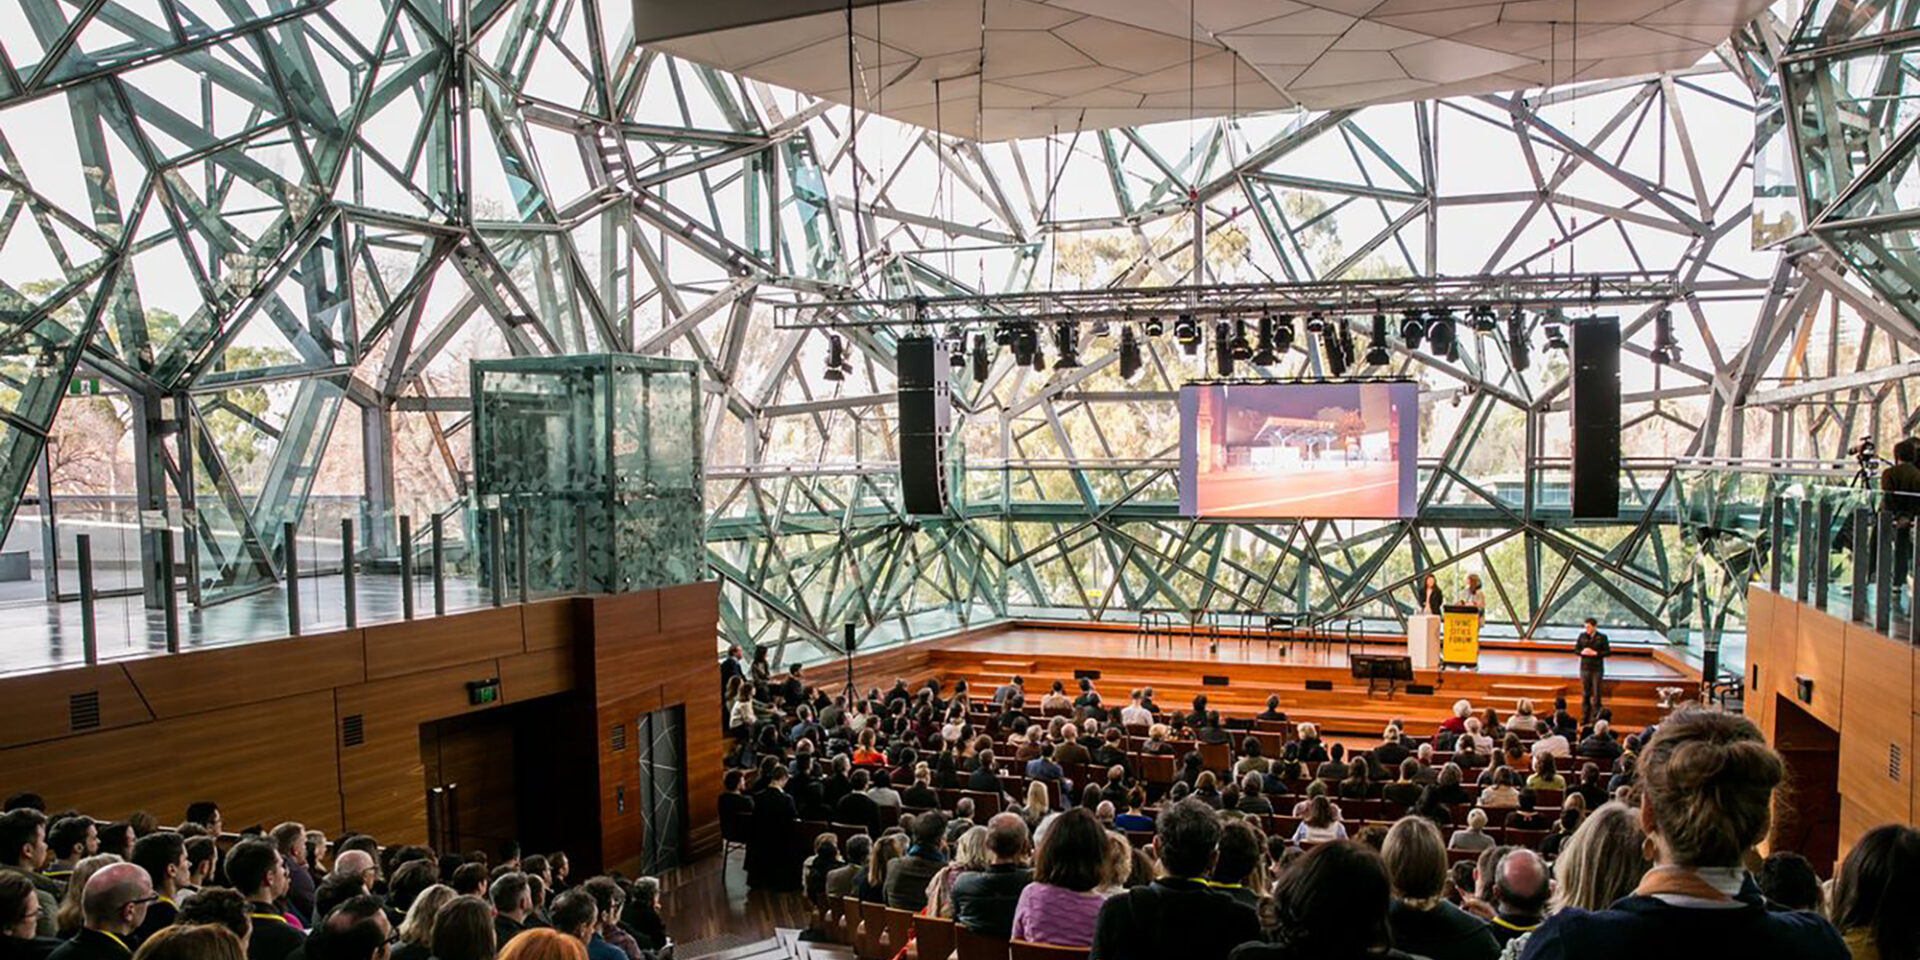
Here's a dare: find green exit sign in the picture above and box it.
[466,678,502,706]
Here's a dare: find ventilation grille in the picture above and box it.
[68,691,100,732]
[341,714,365,748]
[1891,742,1903,783]
[611,723,627,752]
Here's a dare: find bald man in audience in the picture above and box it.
[46,863,151,960]
[330,851,377,891]
[1487,848,1551,945]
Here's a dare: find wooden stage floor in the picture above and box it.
[936,627,1693,682]
[906,625,1696,734]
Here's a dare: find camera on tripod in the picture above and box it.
[1850,436,1878,464]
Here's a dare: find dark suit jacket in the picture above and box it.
[833,792,881,832]
[0,938,63,960]
[134,898,178,943]
[245,905,306,960]
[45,931,131,960]
[494,915,527,948]
[949,864,1032,938]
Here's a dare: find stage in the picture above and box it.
[904,624,1696,737]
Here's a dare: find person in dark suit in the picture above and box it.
[225,839,304,960]
[47,864,150,960]
[832,770,881,834]
[745,768,802,891]
[966,753,1005,796]
[1417,573,1445,615]
[489,873,534,948]
[127,833,187,943]
[720,644,745,693]
[1575,618,1611,723]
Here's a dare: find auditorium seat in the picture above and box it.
[912,915,957,960]
[878,907,914,957]
[954,925,1012,960]
[962,789,1003,816]
[1505,827,1549,850]
[1009,941,1089,960]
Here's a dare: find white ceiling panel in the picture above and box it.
[643,0,1772,139]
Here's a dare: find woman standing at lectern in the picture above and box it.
[1417,573,1444,615]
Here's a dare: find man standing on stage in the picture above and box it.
[1575,617,1610,723]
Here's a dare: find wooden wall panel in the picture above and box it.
[1838,624,1911,831]
[363,608,525,680]
[499,647,575,701]
[521,599,579,651]
[1745,587,1775,738]
[335,659,511,842]
[0,663,153,749]
[1792,606,1846,729]
[125,630,364,719]
[0,692,341,833]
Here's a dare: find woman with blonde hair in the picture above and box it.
[496,927,587,960]
[55,854,122,938]
[1510,699,1539,734]
[1023,779,1052,823]
[131,924,245,960]
[1381,816,1498,960]
[1097,830,1132,896]
[923,826,989,918]
[392,884,457,960]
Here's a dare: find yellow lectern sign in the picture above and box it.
[1441,605,1481,667]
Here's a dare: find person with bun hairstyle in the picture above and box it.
[1518,708,1846,960]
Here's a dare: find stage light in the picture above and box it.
[1230,319,1253,361]
[1543,319,1568,352]
[823,333,847,381]
[1143,315,1165,338]
[1338,319,1357,370]
[1053,322,1080,369]
[1214,320,1234,377]
[946,327,967,369]
[1174,312,1201,355]
[1401,311,1424,351]
[971,333,992,383]
[1367,313,1390,367]
[1273,315,1296,353]
[1305,311,1326,335]
[1652,308,1681,366]
[1011,321,1039,368]
[1119,325,1143,382]
[1470,305,1498,334]
[1426,307,1457,360]
[1253,314,1279,366]
[1323,325,1349,377]
[1507,307,1530,372]
[993,320,1015,347]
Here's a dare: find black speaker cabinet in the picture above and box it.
[1570,317,1621,519]
[897,336,949,515]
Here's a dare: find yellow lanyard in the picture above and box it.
[99,932,131,955]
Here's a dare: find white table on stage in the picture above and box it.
[1407,614,1443,669]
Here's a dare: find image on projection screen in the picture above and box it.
[1179,381,1418,519]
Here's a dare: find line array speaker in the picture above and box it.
[897,336,950,515]
[1570,316,1621,519]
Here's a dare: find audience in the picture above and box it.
[1088,799,1259,960]
[6,656,1892,960]
[1229,841,1412,960]
[1519,709,1846,959]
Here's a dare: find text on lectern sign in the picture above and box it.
[1440,605,1481,667]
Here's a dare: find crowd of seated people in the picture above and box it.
[0,800,675,960]
[716,647,1914,960]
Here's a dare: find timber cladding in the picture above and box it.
[0,587,722,874]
